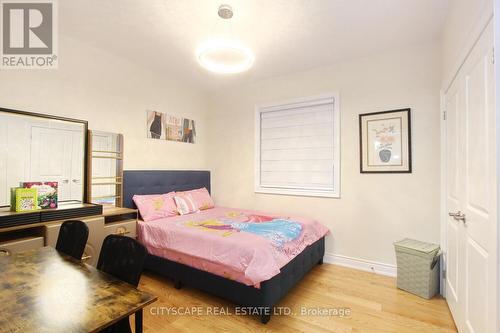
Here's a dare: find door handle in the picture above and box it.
[62,179,69,184]
[449,211,466,224]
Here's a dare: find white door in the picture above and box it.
[445,73,464,330]
[70,132,84,200]
[444,22,497,333]
[31,126,73,201]
[30,126,84,202]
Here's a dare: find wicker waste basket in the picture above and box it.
[394,238,441,299]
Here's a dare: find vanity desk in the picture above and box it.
[0,108,137,266]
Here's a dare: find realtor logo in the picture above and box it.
[1,0,57,69]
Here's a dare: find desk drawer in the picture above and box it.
[104,219,137,238]
[44,217,105,266]
[44,217,105,247]
[0,236,44,256]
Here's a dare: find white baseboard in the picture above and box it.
[323,252,397,277]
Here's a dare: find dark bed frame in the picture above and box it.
[123,170,325,323]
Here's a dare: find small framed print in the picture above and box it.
[359,108,412,173]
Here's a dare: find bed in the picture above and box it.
[123,170,327,323]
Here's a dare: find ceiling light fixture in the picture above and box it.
[197,5,254,74]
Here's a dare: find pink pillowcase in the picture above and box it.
[174,188,214,215]
[133,192,178,222]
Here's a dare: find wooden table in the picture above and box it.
[0,247,157,333]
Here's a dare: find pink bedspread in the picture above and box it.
[138,207,329,287]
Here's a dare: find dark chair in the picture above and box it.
[55,220,89,260]
[97,235,147,333]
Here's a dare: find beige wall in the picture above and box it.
[207,43,442,266]
[0,35,209,170]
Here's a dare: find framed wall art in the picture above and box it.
[147,111,165,139]
[359,108,411,173]
[147,110,196,143]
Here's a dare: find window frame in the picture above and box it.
[254,93,341,198]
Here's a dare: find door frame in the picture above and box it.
[495,2,500,331]
[440,90,447,297]
[441,9,494,294]
[441,12,498,332]
[440,4,494,297]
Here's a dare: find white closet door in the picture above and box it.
[444,22,497,333]
[445,75,464,329]
[30,126,74,201]
[69,132,84,201]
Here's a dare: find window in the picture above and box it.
[255,94,340,198]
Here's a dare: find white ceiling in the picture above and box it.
[60,0,450,91]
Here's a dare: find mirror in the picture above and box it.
[0,108,87,207]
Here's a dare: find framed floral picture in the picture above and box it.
[359,108,412,173]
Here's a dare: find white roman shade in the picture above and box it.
[255,94,340,198]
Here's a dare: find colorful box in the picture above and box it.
[22,182,58,209]
[10,187,38,212]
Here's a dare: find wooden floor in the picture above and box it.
[133,263,457,333]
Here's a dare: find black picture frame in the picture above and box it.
[0,107,89,203]
[359,108,412,173]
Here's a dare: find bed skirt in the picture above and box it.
[144,236,325,323]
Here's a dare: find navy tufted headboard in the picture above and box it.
[122,170,211,209]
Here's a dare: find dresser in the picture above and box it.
[0,205,138,266]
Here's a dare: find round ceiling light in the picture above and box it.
[197,39,254,74]
[197,5,254,74]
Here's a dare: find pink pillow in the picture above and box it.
[133,192,178,222]
[173,195,198,215]
[174,188,214,215]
